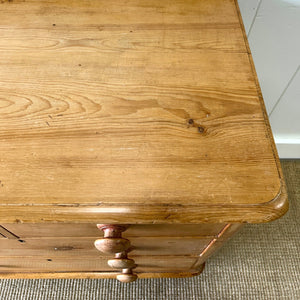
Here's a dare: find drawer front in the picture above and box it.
[0,236,212,257]
[0,256,198,273]
[1,223,225,238]
[0,224,242,277]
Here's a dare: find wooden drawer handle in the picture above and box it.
[96,224,128,238]
[108,251,136,269]
[94,224,130,254]
[94,238,130,254]
[116,268,138,283]
[95,224,138,282]
[108,258,136,269]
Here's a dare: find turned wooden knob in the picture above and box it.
[95,224,131,254]
[108,258,136,269]
[116,268,138,283]
[95,224,137,283]
[97,224,128,238]
[94,238,130,254]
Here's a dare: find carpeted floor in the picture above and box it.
[0,160,299,300]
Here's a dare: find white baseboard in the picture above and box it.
[274,138,300,159]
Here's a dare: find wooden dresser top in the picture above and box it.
[0,0,287,223]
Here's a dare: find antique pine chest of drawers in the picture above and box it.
[0,0,288,282]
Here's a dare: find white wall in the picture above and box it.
[238,0,300,158]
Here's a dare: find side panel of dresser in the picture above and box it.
[0,223,243,278]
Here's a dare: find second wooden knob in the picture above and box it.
[108,258,136,269]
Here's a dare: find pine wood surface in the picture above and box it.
[0,223,239,276]
[0,255,199,273]
[0,0,287,223]
[2,223,225,238]
[0,236,213,257]
[0,269,204,279]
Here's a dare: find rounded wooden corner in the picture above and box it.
[255,180,289,223]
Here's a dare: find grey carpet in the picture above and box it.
[0,160,299,300]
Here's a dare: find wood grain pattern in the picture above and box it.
[0,236,212,257]
[194,223,243,267]
[1,223,225,238]
[0,199,288,223]
[0,269,204,279]
[0,0,287,223]
[0,256,199,273]
[0,225,19,239]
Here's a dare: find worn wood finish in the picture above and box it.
[0,268,205,280]
[0,236,212,257]
[194,223,243,268]
[0,200,288,224]
[0,0,288,282]
[0,0,287,224]
[0,223,239,277]
[1,223,226,238]
[0,256,199,273]
[0,225,19,239]
[0,223,238,279]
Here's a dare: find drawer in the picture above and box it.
[0,236,212,257]
[0,256,199,273]
[1,223,226,238]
